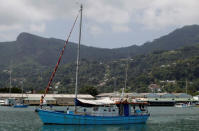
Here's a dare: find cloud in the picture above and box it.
[0,0,199,41]
[0,25,22,31]
[30,24,46,32]
[129,0,199,29]
[83,0,199,34]
[86,0,130,25]
[112,25,130,32]
[88,25,103,35]
[85,0,130,33]
[0,0,79,41]
[0,0,51,25]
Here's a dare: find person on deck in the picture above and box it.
[40,96,44,109]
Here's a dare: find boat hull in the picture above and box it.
[37,109,150,125]
[13,104,28,108]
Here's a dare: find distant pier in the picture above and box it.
[0,93,197,106]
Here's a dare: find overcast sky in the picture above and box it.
[0,0,199,48]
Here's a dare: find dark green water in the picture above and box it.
[0,106,199,131]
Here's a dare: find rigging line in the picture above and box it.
[43,11,80,97]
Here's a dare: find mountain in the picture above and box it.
[1,25,199,68]
[0,33,117,67]
[140,25,199,53]
[118,25,199,55]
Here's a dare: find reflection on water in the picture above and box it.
[42,124,147,131]
[0,106,199,131]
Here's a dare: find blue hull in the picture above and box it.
[37,109,150,125]
[13,104,28,108]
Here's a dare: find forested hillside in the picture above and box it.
[1,45,199,95]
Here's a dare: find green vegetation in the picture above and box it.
[79,86,98,97]
[1,45,199,95]
[0,87,22,93]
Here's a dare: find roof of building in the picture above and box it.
[97,93,193,98]
[97,92,147,97]
[24,97,56,101]
[0,93,94,99]
[161,93,176,98]
[173,93,192,98]
[145,93,160,98]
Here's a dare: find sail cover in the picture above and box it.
[75,97,115,107]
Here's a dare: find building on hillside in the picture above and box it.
[148,84,161,93]
[160,80,176,84]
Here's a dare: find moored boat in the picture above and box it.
[175,102,195,107]
[37,98,150,124]
[13,103,28,108]
[0,99,5,106]
[13,79,29,108]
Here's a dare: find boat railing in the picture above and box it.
[73,111,149,117]
[73,110,118,117]
[73,107,149,117]
[131,111,149,116]
[130,107,149,116]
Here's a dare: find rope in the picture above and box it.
[43,11,80,98]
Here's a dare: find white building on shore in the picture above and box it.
[0,93,94,105]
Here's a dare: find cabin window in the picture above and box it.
[112,109,115,112]
[93,107,98,111]
[104,109,107,111]
[83,109,86,112]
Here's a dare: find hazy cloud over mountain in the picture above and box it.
[0,0,199,48]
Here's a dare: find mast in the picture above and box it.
[21,81,23,99]
[121,58,129,100]
[124,50,130,93]
[186,79,188,94]
[9,70,12,98]
[75,4,83,104]
[124,60,129,90]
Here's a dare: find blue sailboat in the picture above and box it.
[36,5,150,125]
[37,108,149,125]
[37,98,150,124]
